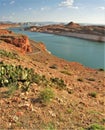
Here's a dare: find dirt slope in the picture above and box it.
[0,30,104,130]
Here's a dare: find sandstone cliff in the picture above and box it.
[0,29,32,53]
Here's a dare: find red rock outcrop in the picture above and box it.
[0,29,32,53]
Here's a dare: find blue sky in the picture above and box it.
[0,0,105,24]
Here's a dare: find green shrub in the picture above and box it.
[77,78,84,82]
[0,62,46,92]
[44,122,56,130]
[50,77,66,89]
[39,88,54,103]
[0,61,52,94]
[60,70,71,75]
[86,123,105,130]
[87,78,95,81]
[102,118,105,123]
[67,108,73,114]
[49,64,58,69]
[98,68,104,71]
[0,49,19,59]
[88,92,97,98]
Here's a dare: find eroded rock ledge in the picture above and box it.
[0,29,32,53]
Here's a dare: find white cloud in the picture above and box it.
[10,0,15,5]
[59,0,78,9]
[12,12,15,15]
[29,8,32,10]
[59,0,74,7]
[24,8,27,11]
[97,6,105,10]
[1,15,13,20]
[24,8,32,11]
[40,7,50,11]
[41,7,45,11]
[71,6,79,9]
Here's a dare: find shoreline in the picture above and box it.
[25,21,105,42]
[41,31,105,42]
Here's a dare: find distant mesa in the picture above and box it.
[66,21,80,28]
[23,21,105,42]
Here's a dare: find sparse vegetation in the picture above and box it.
[49,64,58,69]
[0,49,19,59]
[86,123,105,130]
[66,88,74,94]
[0,61,67,94]
[102,118,105,123]
[39,87,55,103]
[88,92,97,98]
[50,77,66,89]
[0,62,34,89]
[77,78,84,82]
[67,108,73,114]
[43,122,56,130]
[98,68,104,71]
[60,70,71,75]
[0,62,48,92]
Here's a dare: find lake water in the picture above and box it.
[10,28,105,69]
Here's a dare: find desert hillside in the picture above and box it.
[0,29,105,130]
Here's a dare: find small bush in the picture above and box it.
[86,123,105,130]
[98,68,104,71]
[66,88,73,94]
[39,88,54,103]
[49,64,58,69]
[50,77,66,89]
[0,62,49,93]
[102,118,105,123]
[88,92,97,98]
[87,78,95,81]
[60,70,71,75]
[43,122,56,130]
[77,78,84,82]
[67,108,73,114]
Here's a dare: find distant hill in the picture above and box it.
[0,21,15,24]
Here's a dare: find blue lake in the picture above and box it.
[10,28,105,69]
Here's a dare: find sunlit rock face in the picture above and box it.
[0,29,32,53]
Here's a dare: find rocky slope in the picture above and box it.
[0,29,105,130]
